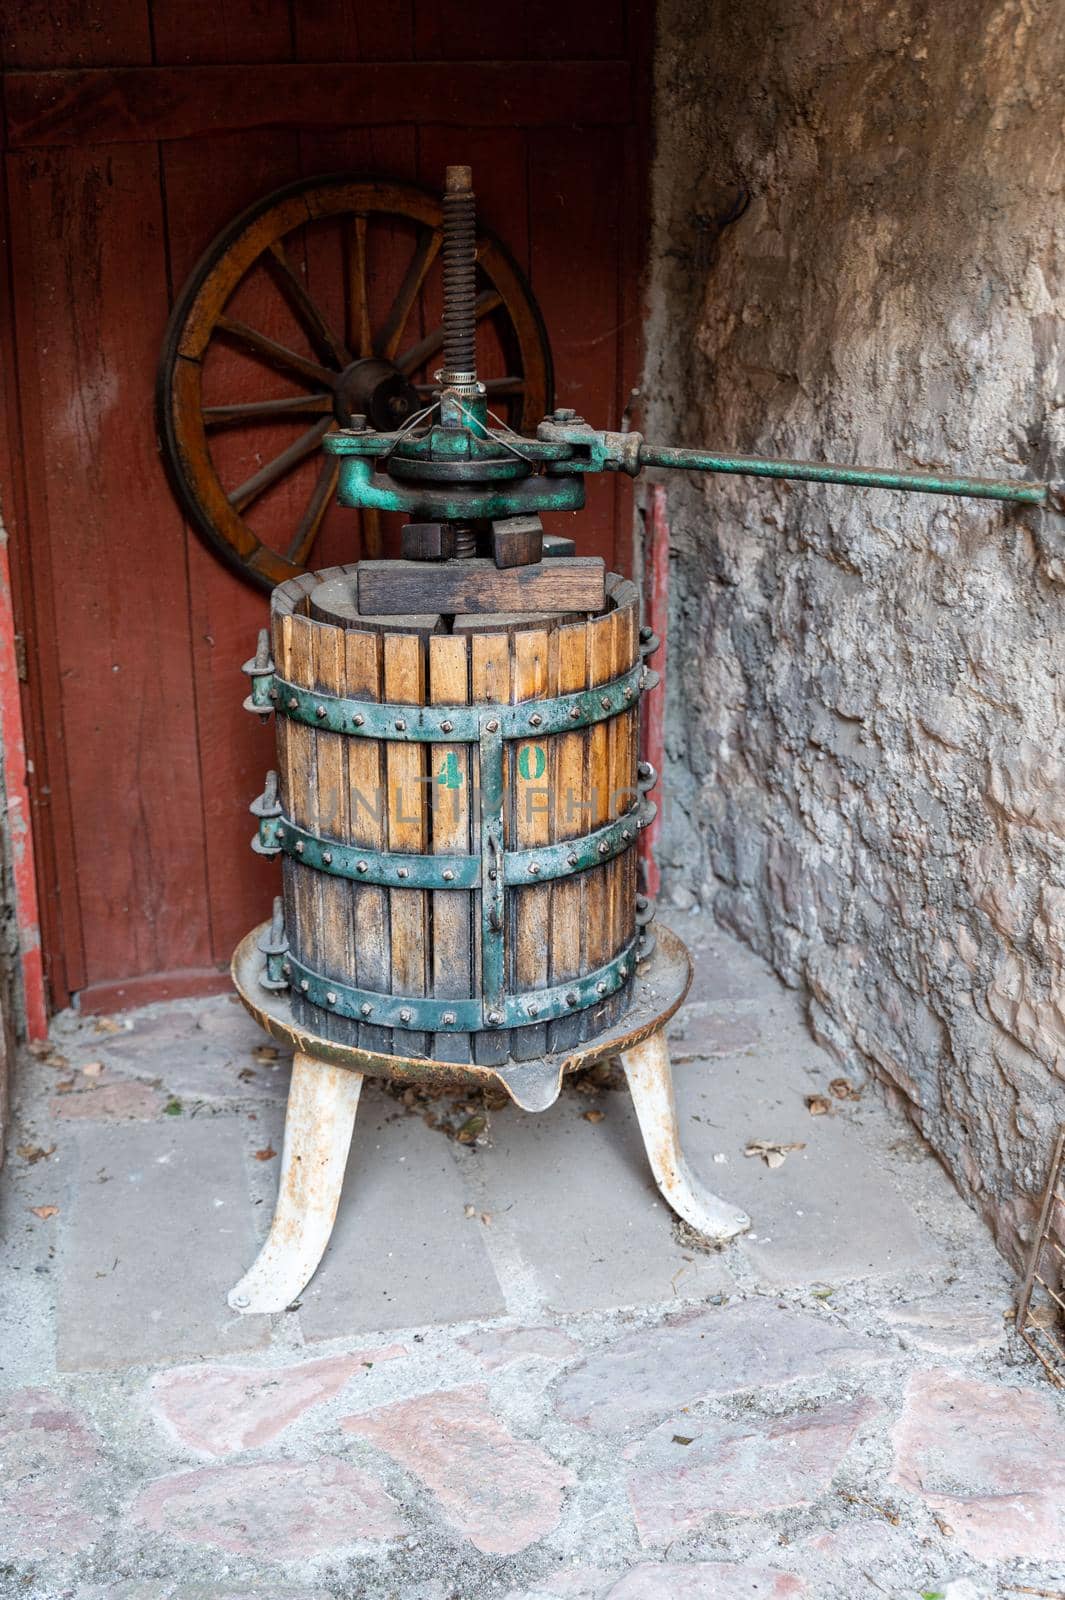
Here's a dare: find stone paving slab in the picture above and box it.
[297,1089,507,1340]
[476,1093,736,1314]
[56,1118,269,1370]
[671,1043,939,1286]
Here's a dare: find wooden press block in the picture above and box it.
[309,576,443,633]
[356,558,606,617]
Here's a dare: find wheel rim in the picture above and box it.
[157,175,554,591]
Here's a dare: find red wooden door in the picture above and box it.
[0,2,650,1013]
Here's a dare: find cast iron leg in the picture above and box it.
[620,1028,750,1242]
[228,1050,364,1314]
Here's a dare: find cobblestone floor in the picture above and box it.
[1,910,1062,1599]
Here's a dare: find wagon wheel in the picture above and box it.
[157,175,554,591]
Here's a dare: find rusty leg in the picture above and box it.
[620,1029,750,1243]
[228,1051,364,1314]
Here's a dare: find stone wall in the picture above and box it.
[646,0,1065,1264]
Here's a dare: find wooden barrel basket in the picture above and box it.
[243,564,659,1068]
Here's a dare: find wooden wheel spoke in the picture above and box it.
[228,417,334,513]
[396,288,504,376]
[285,457,339,566]
[217,317,338,389]
[265,241,351,369]
[378,226,443,361]
[203,393,334,429]
[347,215,372,360]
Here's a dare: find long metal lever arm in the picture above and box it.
[637,443,1049,506]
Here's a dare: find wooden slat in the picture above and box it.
[345,625,391,1056]
[429,633,472,1063]
[547,619,589,1051]
[509,626,553,1061]
[581,605,615,1039]
[279,611,321,1027]
[470,631,510,1067]
[5,62,634,148]
[313,615,355,1044]
[384,631,429,1057]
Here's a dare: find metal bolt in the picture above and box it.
[326,990,338,1005]
[357,860,369,873]
[315,704,326,719]
[323,850,333,864]
[527,1004,539,1018]
[529,713,542,727]
[442,1011,456,1025]
[269,687,279,702]
[598,841,610,855]
[287,696,298,710]
[300,979,309,992]
[399,1008,412,1023]
[486,718,500,733]
[622,829,632,843]
[295,840,304,854]
[566,991,578,1007]
[624,686,633,700]
[487,1009,504,1026]
[397,866,409,879]
[231,1291,250,1309]
[488,867,497,881]
[567,852,579,867]
[528,862,541,875]
[441,719,453,733]
[619,964,629,978]
[360,1002,372,1017]
[596,980,608,995]
[600,696,611,711]
[554,406,577,421]
[569,706,581,720]
[442,869,455,882]
[353,713,365,727]
[395,718,407,732]
[282,961,291,976]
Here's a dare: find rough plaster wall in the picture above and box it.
[646,0,1065,1264]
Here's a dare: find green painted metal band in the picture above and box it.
[258,801,656,887]
[268,660,647,741]
[284,938,638,1032]
[479,716,506,1020]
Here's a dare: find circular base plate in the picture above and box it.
[231,922,691,1109]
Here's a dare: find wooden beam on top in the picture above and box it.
[4,61,633,149]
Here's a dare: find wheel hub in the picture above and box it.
[333,357,420,432]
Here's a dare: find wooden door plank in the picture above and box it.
[429,632,472,1063]
[150,0,292,65]
[1,3,151,68]
[6,144,212,990]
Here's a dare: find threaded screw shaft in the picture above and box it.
[441,165,477,384]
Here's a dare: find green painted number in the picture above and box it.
[518,745,546,780]
[437,752,463,789]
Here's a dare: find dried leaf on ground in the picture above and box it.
[829,1076,859,1099]
[16,1144,55,1164]
[744,1138,806,1169]
[29,1205,58,1219]
[463,1204,476,1219]
[456,1114,487,1144]
[253,1146,277,1161]
[81,1062,104,1077]
[27,1039,54,1059]
[805,1094,831,1116]
[55,1079,75,1094]
[93,1016,124,1034]
[583,1109,605,1124]
[252,1044,280,1063]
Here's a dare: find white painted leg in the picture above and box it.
[228,1051,364,1314]
[620,1029,750,1242]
